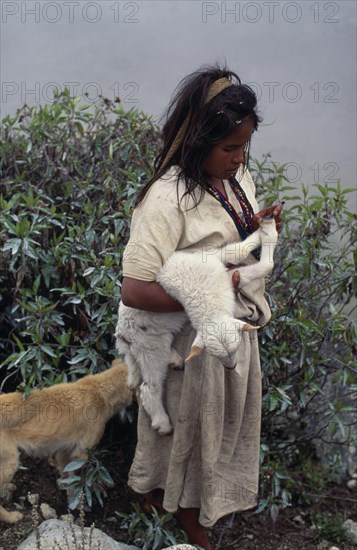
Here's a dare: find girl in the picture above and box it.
[120,65,282,549]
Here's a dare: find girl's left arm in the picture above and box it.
[121,276,184,312]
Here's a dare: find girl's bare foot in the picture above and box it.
[141,488,165,514]
[175,507,212,550]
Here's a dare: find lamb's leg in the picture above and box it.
[220,228,262,266]
[137,350,173,436]
[168,348,184,370]
[230,218,278,288]
[140,380,173,435]
[124,352,142,389]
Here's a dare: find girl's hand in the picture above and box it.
[252,203,283,233]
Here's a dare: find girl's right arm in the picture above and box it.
[121,276,184,313]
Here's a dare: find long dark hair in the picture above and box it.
[135,64,262,207]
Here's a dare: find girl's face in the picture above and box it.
[201,116,255,184]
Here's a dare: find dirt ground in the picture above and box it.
[0,414,356,550]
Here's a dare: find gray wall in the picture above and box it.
[1,1,356,204]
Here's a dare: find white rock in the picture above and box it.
[59,513,74,522]
[352,473,357,479]
[26,493,39,505]
[344,519,357,545]
[162,546,197,550]
[347,479,357,489]
[40,503,57,520]
[329,546,340,550]
[16,519,140,550]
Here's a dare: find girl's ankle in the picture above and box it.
[141,489,165,514]
[175,508,212,550]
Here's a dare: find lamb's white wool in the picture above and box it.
[115,218,278,435]
[115,305,187,434]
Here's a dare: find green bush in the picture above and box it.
[251,156,356,518]
[116,503,190,549]
[0,90,160,392]
[1,92,356,520]
[58,451,115,510]
[311,512,347,544]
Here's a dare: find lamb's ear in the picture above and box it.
[185,345,203,363]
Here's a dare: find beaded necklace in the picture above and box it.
[206,175,260,260]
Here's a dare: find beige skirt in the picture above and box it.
[128,313,263,528]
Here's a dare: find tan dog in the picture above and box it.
[0,358,132,523]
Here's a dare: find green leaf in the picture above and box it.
[63,459,86,472]
[68,487,83,510]
[57,475,81,486]
[40,344,57,358]
[84,485,93,508]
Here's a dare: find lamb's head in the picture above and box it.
[185,318,259,367]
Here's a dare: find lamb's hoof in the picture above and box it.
[158,426,173,436]
[223,364,236,370]
[169,362,185,371]
[4,510,23,523]
[168,349,184,369]
[152,421,173,436]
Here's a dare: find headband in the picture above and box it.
[160,77,233,170]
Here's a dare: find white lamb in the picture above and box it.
[115,217,278,435]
